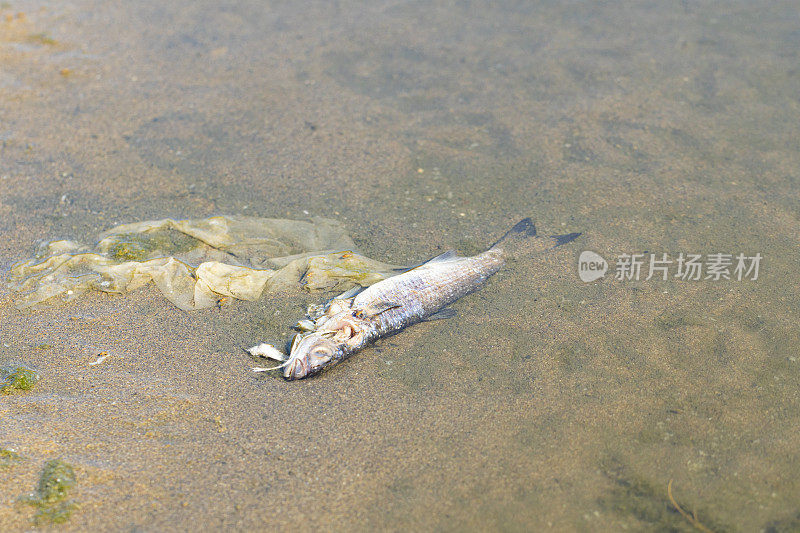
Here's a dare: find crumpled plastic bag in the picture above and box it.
[7,216,399,311]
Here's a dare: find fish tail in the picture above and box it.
[490,218,581,256]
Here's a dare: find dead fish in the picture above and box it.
[252,218,580,380]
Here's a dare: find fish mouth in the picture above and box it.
[283,357,309,380]
[283,356,333,380]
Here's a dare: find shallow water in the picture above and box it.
[1,1,799,530]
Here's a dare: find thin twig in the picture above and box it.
[668,479,713,533]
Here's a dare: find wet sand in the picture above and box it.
[1,1,799,530]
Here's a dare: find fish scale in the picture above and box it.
[354,250,504,337]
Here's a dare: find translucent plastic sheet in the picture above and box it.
[7,216,399,311]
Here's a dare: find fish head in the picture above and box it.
[283,333,340,380]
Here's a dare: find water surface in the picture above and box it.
[1,1,798,530]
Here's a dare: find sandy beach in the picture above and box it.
[1,1,799,530]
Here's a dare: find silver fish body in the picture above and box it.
[351,249,502,337]
[279,218,579,380]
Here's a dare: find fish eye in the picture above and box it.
[353,310,364,319]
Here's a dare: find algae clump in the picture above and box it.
[1,448,23,468]
[105,228,200,261]
[21,459,78,525]
[0,365,39,393]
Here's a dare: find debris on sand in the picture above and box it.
[7,216,399,311]
[21,459,78,525]
[0,364,39,393]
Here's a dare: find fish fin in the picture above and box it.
[362,300,402,317]
[424,308,456,321]
[424,250,458,263]
[333,285,364,300]
[395,250,458,273]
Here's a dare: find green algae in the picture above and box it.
[0,365,39,393]
[26,33,58,46]
[1,448,24,468]
[21,459,78,525]
[104,229,200,262]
